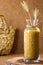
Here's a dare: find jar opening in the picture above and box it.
[26,19,38,27]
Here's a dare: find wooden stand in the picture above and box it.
[6,56,43,65]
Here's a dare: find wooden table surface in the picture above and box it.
[0,54,43,65]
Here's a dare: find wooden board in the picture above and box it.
[6,57,43,65]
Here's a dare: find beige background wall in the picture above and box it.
[0,0,43,53]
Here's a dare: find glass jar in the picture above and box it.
[24,19,40,62]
